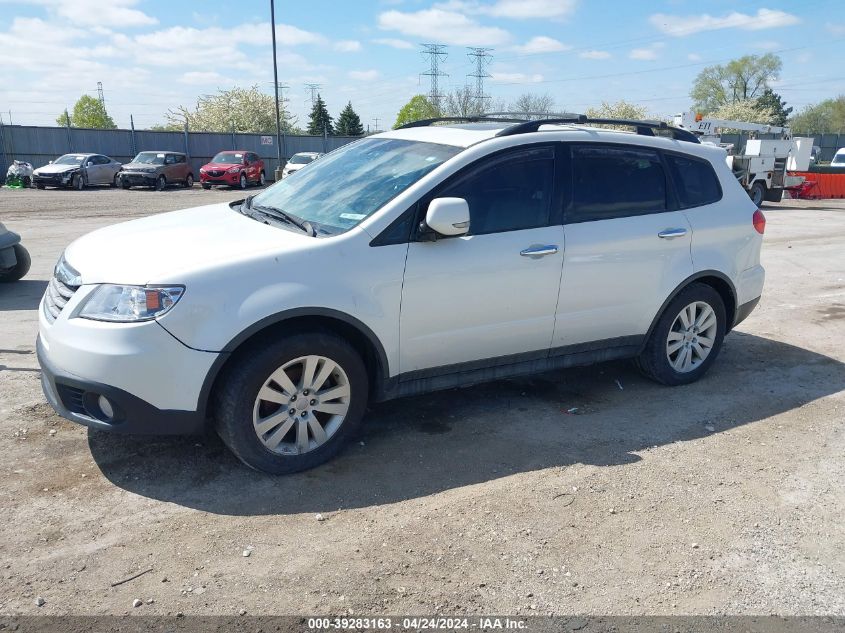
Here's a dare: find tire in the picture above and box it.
[155,175,166,191]
[635,283,726,386]
[22,176,31,188]
[749,181,765,207]
[121,179,131,190]
[184,173,194,188]
[73,174,84,191]
[258,171,266,187]
[214,330,369,475]
[239,173,247,190]
[201,183,211,190]
[0,244,31,282]
[111,173,119,188]
[36,183,45,190]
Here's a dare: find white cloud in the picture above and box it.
[649,8,800,37]
[180,71,233,86]
[796,52,813,64]
[512,36,570,55]
[629,42,664,61]
[687,53,702,62]
[491,72,544,83]
[335,40,362,52]
[372,37,415,49]
[4,0,157,27]
[377,8,511,46]
[828,23,845,36]
[579,50,611,60]
[437,0,577,19]
[348,69,380,81]
[753,40,781,51]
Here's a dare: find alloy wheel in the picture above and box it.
[252,355,351,455]
[666,301,718,373]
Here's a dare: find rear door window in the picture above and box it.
[665,153,722,208]
[569,145,667,223]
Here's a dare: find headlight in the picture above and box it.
[227,166,240,173]
[78,285,184,322]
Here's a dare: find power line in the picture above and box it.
[304,83,321,108]
[467,47,493,111]
[421,44,448,112]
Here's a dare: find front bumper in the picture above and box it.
[200,171,240,185]
[120,172,157,186]
[38,337,206,435]
[33,172,74,187]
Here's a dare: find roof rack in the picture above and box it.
[396,115,528,129]
[495,116,700,143]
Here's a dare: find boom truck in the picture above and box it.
[673,111,813,205]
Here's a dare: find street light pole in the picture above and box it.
[270,0,283,176]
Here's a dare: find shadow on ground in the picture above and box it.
[89,332,845,515]
[0,280,47,311]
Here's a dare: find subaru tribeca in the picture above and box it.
[37,117,765,474]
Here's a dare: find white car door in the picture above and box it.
[553,143,693,350]
[400,145,564,374]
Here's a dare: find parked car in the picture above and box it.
[200,151,265,189]
[0,221,31,282]
[831,149,845,166]
[33,153,122,190]
[120,151,193,191]
[281,152,321,178]
[37,117,765,475]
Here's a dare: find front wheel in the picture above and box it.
[185,173,194,188]
[36,183,45,190]
[22,176,31,188]
[73,174,84,190]
[214,331,369,474]
[201,183,211,190]
[239,173,247,190]
[0,244,31,282]
[258,171,266,187]
[155,175,166,191]
[635,283,726,386]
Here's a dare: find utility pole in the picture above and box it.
[270,0,283,172]
[467,47,493,113]
[420,44,448,113]
[97,82,105,108]
[304,83,321,109]
[372,118,380,132]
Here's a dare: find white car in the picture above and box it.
[37,116,765,474]
[281,152,322,178]
[831,149,845,166]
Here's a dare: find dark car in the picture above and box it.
[200,151,265,189]
[120,151,194,191]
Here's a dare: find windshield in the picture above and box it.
[833,153,845,165]
[211,152,244,164]
[54,154,86,165]
[133,152,166,165]
[251,138,460,233]
[289,153,315,165]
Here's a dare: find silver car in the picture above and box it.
[33,153,123,190]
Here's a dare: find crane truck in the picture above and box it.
[673,112,814,205]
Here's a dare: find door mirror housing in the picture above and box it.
[425,197,470,237]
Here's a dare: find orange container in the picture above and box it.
[788,172,845,199]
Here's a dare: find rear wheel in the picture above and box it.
[214,331,368,474]
[749,181,766,207]
[635,283,726,386]
[155,175,166,191]
[0,244,31,282]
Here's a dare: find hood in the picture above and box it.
[122,162,160,171]
[202,162,243,170]
[285,163,305,171]
[63,203,312,285]
[35,163,79,174]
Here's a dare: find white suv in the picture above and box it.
[37,116,766,474]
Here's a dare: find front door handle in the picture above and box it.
[657,228,688,239]
[520,245,559,257]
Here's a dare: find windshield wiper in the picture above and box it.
[250,202,316,237]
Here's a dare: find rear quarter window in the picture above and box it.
[665,153,722,209]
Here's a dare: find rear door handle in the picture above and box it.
[520,245,559,257]
[658,228,688,239]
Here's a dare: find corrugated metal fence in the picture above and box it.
[0,124,361,181]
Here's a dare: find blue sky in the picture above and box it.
[0,0,842,131]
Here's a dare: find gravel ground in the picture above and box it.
[0,187,843,617]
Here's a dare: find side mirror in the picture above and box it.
[86,161,93,166]
[424,197,470,237]
[48,160,53,164]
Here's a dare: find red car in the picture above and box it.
[199,151,266,189]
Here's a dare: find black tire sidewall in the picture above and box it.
[751,182,765,206]
[641,283,726,385]
[0,244,31,282]
[239,173,247,189]
[215,332,369,474]
[156,175,165,191]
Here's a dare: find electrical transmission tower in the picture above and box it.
[304,83,321,108]
[467,48,492,112]
[97,81,105,108]
[420,44,448,113]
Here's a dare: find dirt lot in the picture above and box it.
[0,186,844,617]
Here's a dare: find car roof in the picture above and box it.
[293,151,320,156]
[377,122,726,162]
[138,150,185,155]
[217,150,249,154]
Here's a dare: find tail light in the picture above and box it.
[753,209,766,234]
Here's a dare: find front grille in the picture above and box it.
[208,170,223,177]
[43,275,79,323]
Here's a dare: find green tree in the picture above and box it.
[789,96,845,135]
[307,94,334,136]
[56,95,117,129]
[755,88,792,127]
[393,95,439,128]
[164,85,297,133]
[335,101,364,136]
[691,54,782,113]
